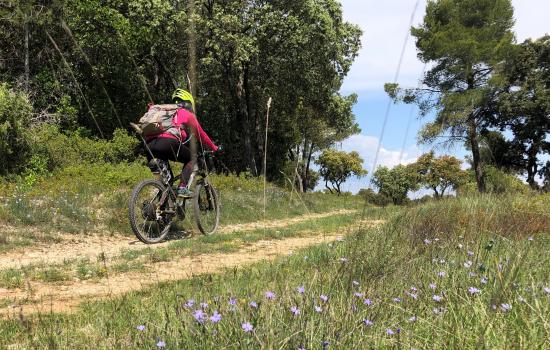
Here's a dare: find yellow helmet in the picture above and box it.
[172,88,195,111]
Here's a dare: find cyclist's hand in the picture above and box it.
[214,144,224,156]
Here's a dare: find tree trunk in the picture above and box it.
[526,145,539,189]
[468,117,485,193]
[186,0,197,96]
[237,66,257,176]
[303,142,314,192]
[24,15,29,91]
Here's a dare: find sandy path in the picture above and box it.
[0,233,347,316]
[0,209,358,270]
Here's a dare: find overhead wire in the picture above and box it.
[369,0,421,184]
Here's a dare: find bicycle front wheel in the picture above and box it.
[193,181,220,235]
[129,179,174,244]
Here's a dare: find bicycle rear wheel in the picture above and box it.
[129,179,174,244]
[193,181,220,235]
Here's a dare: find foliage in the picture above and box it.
[358,188,392,206]
[458,166,530,195]
[27,125,139,170]
[490,36,550,189]
[0,84,32,175]
[315,149,366,195]
[386,0,515,193]
[0,0,361,181]
[371,165,419,205]
[411,152,468,198]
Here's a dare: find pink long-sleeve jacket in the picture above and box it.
[153,108,218,151]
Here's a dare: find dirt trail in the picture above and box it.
[0,209,357,270]
[0,233,347,316]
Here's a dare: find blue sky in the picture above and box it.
[335,0,550,193]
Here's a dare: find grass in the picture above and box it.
[0,194,548,348]
[0,162,364,238]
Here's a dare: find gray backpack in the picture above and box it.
[136,104,180,139]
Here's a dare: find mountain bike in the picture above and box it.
[128,152,220,244]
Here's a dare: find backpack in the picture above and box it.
[137,104,181,139]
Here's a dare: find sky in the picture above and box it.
[334,0,550,193]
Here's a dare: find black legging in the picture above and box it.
[145,137,193,186]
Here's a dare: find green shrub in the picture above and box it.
[358,188,392,206]
[28,125,140,171]
[459,166,529,195]
[0,84,32,175]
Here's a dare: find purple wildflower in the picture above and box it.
[433,295,443,302]
[265,291,276,300]
[363,298,373,306]
[242,322,254,332]
[249,301,258,309]
[320,294,329,302]
[193,309,206,323]
[136,325,145,331]
[410,286,418,292]
[406,292,418,300]
[210,311,222,323]
[544,287,550,295]
[500,303,512,312]
[297,286,305,294]
[200,302,209,309]
[409,315,417,322]
[438,271,446,278]
[156,340,166,348]
[314,306,322,313]
[468,286,481,295]
[229,297,237,305]
[386,329,395,336]
[393,297,401,303]
[290,306,300,316]
[363,319,374,327]
[429,283,437,290]
[185,299,195,308]
[480,277,488,284]
[467,250,474,257]
[464,260,473,268]
[354,292,364,298]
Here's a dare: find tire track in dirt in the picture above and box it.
[0,209,358,270]
[0,231,360,316]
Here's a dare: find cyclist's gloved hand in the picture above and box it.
[214,144,224,156]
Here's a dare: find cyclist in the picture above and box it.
[145,88,219,198]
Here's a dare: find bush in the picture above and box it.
[27,125,140,171]
[358,188,392,206]
[0,84,32,175]
[459,166,530,195]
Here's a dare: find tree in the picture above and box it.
[386,0,515,193]
[491,36,550,189]
[412,152,468,198]
[315,149,366,195]
[371,165,420,205]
